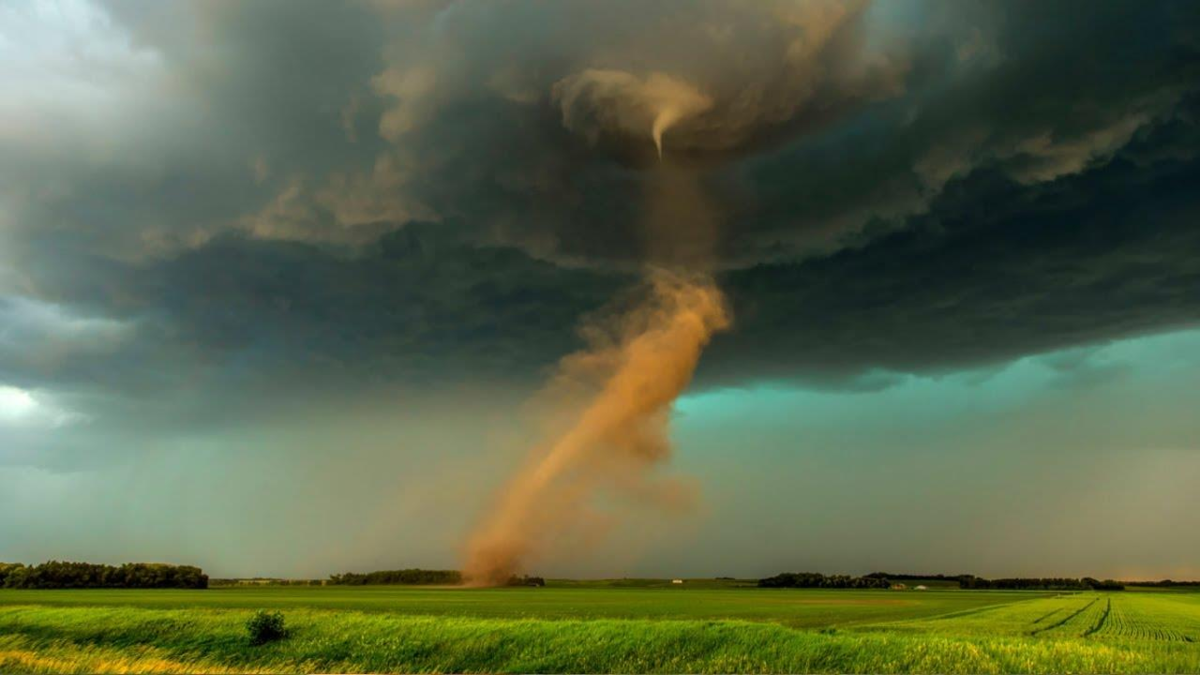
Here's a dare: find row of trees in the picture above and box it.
[506,575,546,587]
[0,561,208,589]
[211,569,550,587]
[759,572,891,589]
[327,568,463,585]
[865,572,964,582]
[760,572,1130,591]
[958,575,1124,590]
[209,578,325,586]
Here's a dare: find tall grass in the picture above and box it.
[2,602,1199,674]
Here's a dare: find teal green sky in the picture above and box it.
[3,327,1197,580]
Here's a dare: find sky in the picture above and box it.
[1,0,1199,580]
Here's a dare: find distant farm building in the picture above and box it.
[891,583,907,590]
[671,579,684,584]
[915,585,928,590]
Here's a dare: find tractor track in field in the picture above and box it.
[1084,598,1111,637]
[1032,607,1064,624]
[1031,597,1099,636]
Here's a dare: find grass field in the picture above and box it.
[1,584,1198,673]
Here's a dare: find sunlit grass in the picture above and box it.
[1,589,1197,673]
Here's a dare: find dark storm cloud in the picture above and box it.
[719,0,1200,262]
[2,0,1199,411]
[11,115,1196,408]
[711,128,1200,386]
[6,223,625,397]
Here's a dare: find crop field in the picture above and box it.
[1,584,1198,673]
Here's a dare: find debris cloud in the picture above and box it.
[463,271,729,585]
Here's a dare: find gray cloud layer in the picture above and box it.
[2,0,1199,462]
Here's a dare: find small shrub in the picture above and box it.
[246,610,287,645]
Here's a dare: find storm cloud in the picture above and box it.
[1,1,1199,576]
[2,0,1200,578]
[4,1,1197,392]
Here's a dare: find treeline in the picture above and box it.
[958,575,1124,591]
[0,561,208,589]
[867,572,1126,590]
[865,572,963,582]
[210,578,324,587]
[327,568,462,585]
[1127,579,1200,588]
[759,572,891,589]
[506,575,546,587]
[759,571,1129,591]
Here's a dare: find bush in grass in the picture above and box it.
[246,610,287,645]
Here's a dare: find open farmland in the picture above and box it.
[0,582,1034,629]
[1,584,1199,673]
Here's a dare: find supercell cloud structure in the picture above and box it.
[1,0,1199,577]
[2,1,1196,397]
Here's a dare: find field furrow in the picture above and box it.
[1031,597,1101,636]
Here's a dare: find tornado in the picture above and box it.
[464,81,732,583]
[464,270,728,585]
[463,1,892,582]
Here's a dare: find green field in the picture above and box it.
[1,584,1198,673]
